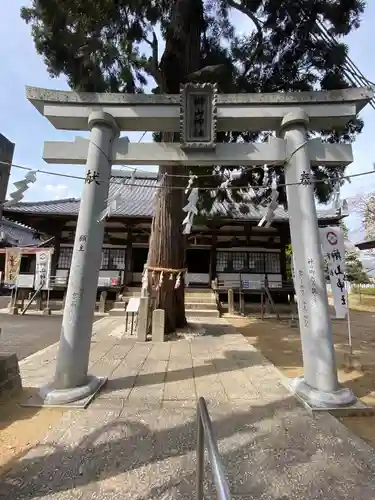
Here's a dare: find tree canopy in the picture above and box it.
[341,222,370,283]
[22,0,367,331]
[345,251,370,283]
[22,0,366,206]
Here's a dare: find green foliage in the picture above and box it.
[340,221,370,283]
[21,0,366,208]
[345,251,371,283]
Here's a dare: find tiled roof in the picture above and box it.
[0,218,41,246]
[3,170,341,221]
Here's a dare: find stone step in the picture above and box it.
[185,292,215,300]
[109,308,126,316]
[113,300,217,310]
[120,292,141,298]
[185,287,212,292]
[184,297,216,304]
[185,309,220,318]
[113,301,128,309]
[119,292,215,299]
[110,302,219,317]
[185,302,218,310]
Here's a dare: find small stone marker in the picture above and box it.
[228,289,234,315]
[289,315,299,328]
[99,290,107,313]
[152,309,165,342]
[137,297,149,342]
[239,291,244,315]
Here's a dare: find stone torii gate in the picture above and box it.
[25,85,372,408]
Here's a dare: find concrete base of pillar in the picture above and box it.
[22,375,107,408]
[8,306,18,315]
[42,308,52,316]
[287,376,356,409]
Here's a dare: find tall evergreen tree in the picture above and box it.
[21,0,366,332]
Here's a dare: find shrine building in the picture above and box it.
[2,169,344,293]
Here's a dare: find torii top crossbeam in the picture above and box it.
[26,86,372,132]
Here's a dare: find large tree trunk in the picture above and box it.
[147,159,187,333]
[147,0,204,333]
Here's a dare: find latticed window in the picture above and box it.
[108,249,126,270]
[217,250,281,274]
[101,248,110,269]
[216,251,230,272]
[248,252,264,272]
[58,247,73,269]
[264,252,280,273]
[101,248,126,270]
[232,252,247,271]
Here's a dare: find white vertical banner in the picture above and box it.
[35,249,52,290]
[319,226,347,319]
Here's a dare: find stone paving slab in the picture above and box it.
[2,317,375,499]
[3,399,375,499]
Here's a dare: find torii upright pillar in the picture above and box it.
[40,111,119,405]
[22,85,372,408]
[280,109,355,407]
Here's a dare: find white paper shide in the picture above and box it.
[319,226,347,319]
[35,250,52,290]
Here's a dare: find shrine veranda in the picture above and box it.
[2,169,344,296]
[1,84,372,407]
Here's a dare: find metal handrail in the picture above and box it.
[196,397,232,500]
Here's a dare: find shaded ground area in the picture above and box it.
[229,308,375,446]
[2,320,375,499]
[0,316,108,477]
[0,314,101,360]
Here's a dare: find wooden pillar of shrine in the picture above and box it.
[209,231,217,284]
[50,230,61,278]
[124,226,133,285]
[245,223,252,246]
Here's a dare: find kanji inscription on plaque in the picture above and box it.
[180,83,217,149]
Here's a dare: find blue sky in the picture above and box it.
[0,0,374,244]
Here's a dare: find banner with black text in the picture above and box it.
[319,226,347,319]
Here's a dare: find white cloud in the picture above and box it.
[45,184,69,199]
